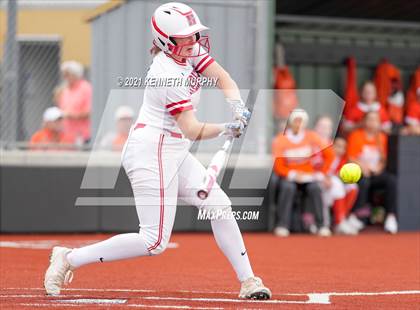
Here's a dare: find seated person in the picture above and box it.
[313,116,359,235]
[100,106,134,151]
[347,111,398,234]
[330,137,361,234]
[272,109,334,237]
[343,81,391,134]
[30,107,75,150]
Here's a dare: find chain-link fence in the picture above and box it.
[1,0,64,149]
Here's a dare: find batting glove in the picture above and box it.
[220,121,244,138]
[227,98,251,127]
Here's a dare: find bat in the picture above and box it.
[197,136,234,200]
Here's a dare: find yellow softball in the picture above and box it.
[339,163,362,184]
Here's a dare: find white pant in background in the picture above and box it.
[321,175,346,226]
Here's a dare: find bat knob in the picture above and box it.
[197,190,209,200]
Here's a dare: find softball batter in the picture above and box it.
[44,2,271,300]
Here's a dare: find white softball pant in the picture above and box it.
[67,124,254,282]
[121,125,232,255]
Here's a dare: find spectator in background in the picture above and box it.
[30,107,75,150]
[347,111,398,234]
[374,60,405,127]
[402,87,420,135]
[342,81,391,134]
[57,61,92,144]
[386,78,405,126]
[272,109,334,237]
[100,106,135,151]
[330,137,361,234]
[313,116,359,235]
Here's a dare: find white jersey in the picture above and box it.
[136,50,214,135]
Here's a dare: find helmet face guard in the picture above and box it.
[168,36,210,58]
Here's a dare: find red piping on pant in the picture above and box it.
[148,134,165,252]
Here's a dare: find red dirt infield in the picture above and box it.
[1,232,419,309]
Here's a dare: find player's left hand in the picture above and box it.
[227,98,251,127]
[223,121,244,138]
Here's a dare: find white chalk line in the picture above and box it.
[1,288,420,307]
[3,287,420,297]
[19,303,80,307]
[56,298,127,304]
[141,296,305,304]
[1,287,234,294]
[126,305,223,309]
[18,303,223,309]
[0,294,83,298]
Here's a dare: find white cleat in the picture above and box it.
[273,226,290,237]
[308,224,318,235]
[44,246,74,296]
[347,214,365,231]
[318,226,332,237]
[335,220,358,235]
[239,276,272,300]
[384,214,398,234]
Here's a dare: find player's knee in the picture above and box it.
[148,240,168,256]
[140,226,171,256]
[147,231,171,256]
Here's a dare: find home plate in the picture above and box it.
[55,298,127,304]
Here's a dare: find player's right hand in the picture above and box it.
[223,121,244,138]
[227,99,251,127]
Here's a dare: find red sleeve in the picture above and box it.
[165,100,193,115]
[190,52,215,74]
[165,85,193,116]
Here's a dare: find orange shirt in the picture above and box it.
[58,79,92,141]
[30,128,75,150]
[311,144,338,174]
[346,128,387,170]
[272,130,335,177]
